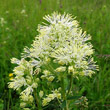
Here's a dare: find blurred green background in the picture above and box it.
[0,0,110,109]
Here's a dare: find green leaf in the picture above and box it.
[0,103,3,110]
[60,100,66,108]
[73,99,84,104]
[67,96,81,100]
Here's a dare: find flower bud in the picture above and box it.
[47,76,54,82]
[58,60,65,65]
[32,83,38,88]
[11,58,20,64]
[43,70,50,75]
[48,94,55,99]
[68,66,74,73]
[28,95,33,103]
[9,73,13,77]
[34,68,41,75]
[41,75,46,79]
[55,66,66,72]
[56,93,61,99]
[23,108,30,110]
[39,91,44,98]
[35,78,40,82]
[45,57,51,63]
[26,77,32,85]
[20,102,26,108]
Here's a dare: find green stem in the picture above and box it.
[67,74,73,95]
[34,89,42,110]
[7,89,11,110]
[61,77,65,100]
[61,77,69,110]
[65,74,73,110]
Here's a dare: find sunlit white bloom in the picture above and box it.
[20,86,34,103]
[8,77,27,90]
[43,70,50,75]
[0,17,7,26]
[47,76,55,82]
[5,11,9,14]
[21,86,33,96]
[68,66,74,73]
[21,9,26,14]
[6,27,10,31]
[39,91,44,98]
[55,66,66,72]
[11,58,20,64]
[32,83,38,88]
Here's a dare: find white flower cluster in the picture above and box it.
[23,12,98,76]
[8,58,38,108]
[8,12,98,109]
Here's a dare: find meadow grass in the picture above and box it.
[0,0,110,109]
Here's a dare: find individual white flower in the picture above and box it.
[13,65,25,76]
[20,102,26,108]
[20,86,34,103]
[39,91,44,98]
[48,94,55,99]
[21,9,26,14]
[55,66,66,72]
[43,70,50,75]
[42,98,51,106]
[68,66,74,73]
[26,76,32,85]
[47,76,55,82]
[28,95,34,103]
[21,86,33,96]
[32,83,38,88]
[8,77,27,90]
[5,11,9,14]
[11,58,20,64]
[34,67,41,75]
[0,17,7,26]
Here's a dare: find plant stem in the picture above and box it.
[67,74,73,95]
[61,77,65,100]
[65,74,73,110]
[65,100,69,110]
[34,89,42,110]
[61,76,69,110]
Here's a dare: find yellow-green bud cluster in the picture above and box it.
[41,70,55,82]
[42,89,61,106]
